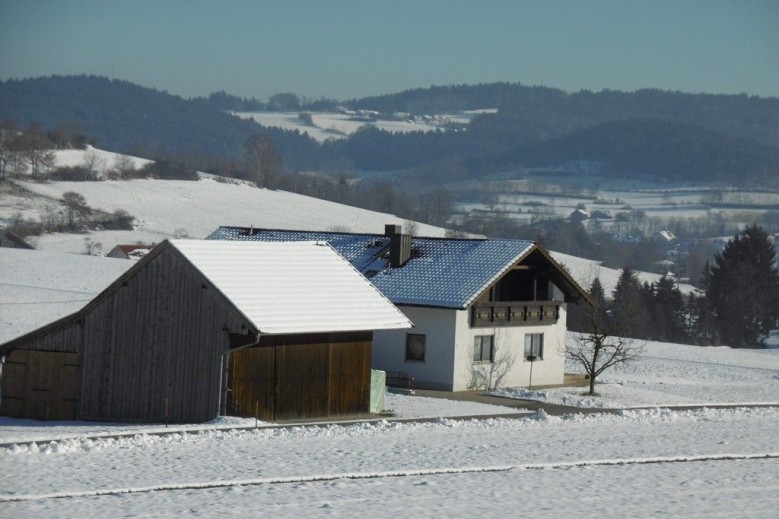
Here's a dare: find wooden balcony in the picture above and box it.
[470,301,561,328]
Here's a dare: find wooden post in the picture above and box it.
[165,398,169,428]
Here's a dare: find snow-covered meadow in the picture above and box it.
[2,340,779,517]
[0,147,451,255]
[494,336,779,408]
[232,110,470,142]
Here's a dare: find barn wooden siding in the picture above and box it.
[228,332,372,421]
[2,247,250,424]
[77,247,247,423]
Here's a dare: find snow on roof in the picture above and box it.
[169,240,411,334]
[0,248,133,343]
[206,228,539,309]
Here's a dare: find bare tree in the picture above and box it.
[565,283,643,395]
[61,191,91,230]
[82,149,104,179]
[244,134,283,188]
[0,120,19,181]
[110,154,137,179]
[20,123,55,178]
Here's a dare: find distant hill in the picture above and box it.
[0,75,323,167]
[483,118,779,183]
[348,82,779,148]
[2,76,777,186]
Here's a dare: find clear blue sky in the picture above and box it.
[1,0,777,100]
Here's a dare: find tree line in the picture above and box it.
[569,225,779,349]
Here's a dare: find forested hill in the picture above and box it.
[0,75,322,165]
[348,83,779,149]
[1,76,778,185]
[472,118,779,184]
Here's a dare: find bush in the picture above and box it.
[92,209,135,230]
[49,166,92,181]
[7,213,44,237]
[141,161,198,180]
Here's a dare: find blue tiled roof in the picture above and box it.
[206,227,535,309]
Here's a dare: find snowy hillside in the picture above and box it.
[551,251,698,295]
[0,248,132,343]
[0,147,452,254]
[2,147,696,296]
[51,145,152,173]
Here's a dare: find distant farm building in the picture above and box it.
[106,244,152,260]
[0,240,410,423]
[567,209,590,223]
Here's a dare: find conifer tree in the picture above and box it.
[702,225,779,348]
[611,267,651,338]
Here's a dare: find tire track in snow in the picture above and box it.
[2,452,778,503]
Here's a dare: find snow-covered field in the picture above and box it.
[233,110,464,142]
[0,248,131,343]
[494,336,779,408]
[0,150,451,254]
[2,340,779,517]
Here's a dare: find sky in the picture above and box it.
[1,0,777,101]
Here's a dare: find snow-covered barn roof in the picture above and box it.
[0,240,411,351]
[168,240,411,334]
[206,227,589,309]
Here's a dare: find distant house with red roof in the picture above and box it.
[107,244,152,260]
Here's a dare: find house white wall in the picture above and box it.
[372,306,457,390]
[373,302,569,392]
[452,303,568,391]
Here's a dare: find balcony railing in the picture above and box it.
[470,301,561,328]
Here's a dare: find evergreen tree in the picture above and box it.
[568,277,607,333]
[652,276,688,342]
[702,225,779,348]
[687,292,719,345]
[611,267,651,338]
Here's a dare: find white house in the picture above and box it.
[207,225,590,391]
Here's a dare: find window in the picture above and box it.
[524,333,543,360]
[473,335,494,362]
[406,334,426,362]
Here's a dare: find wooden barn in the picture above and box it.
[0,240,411,423]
